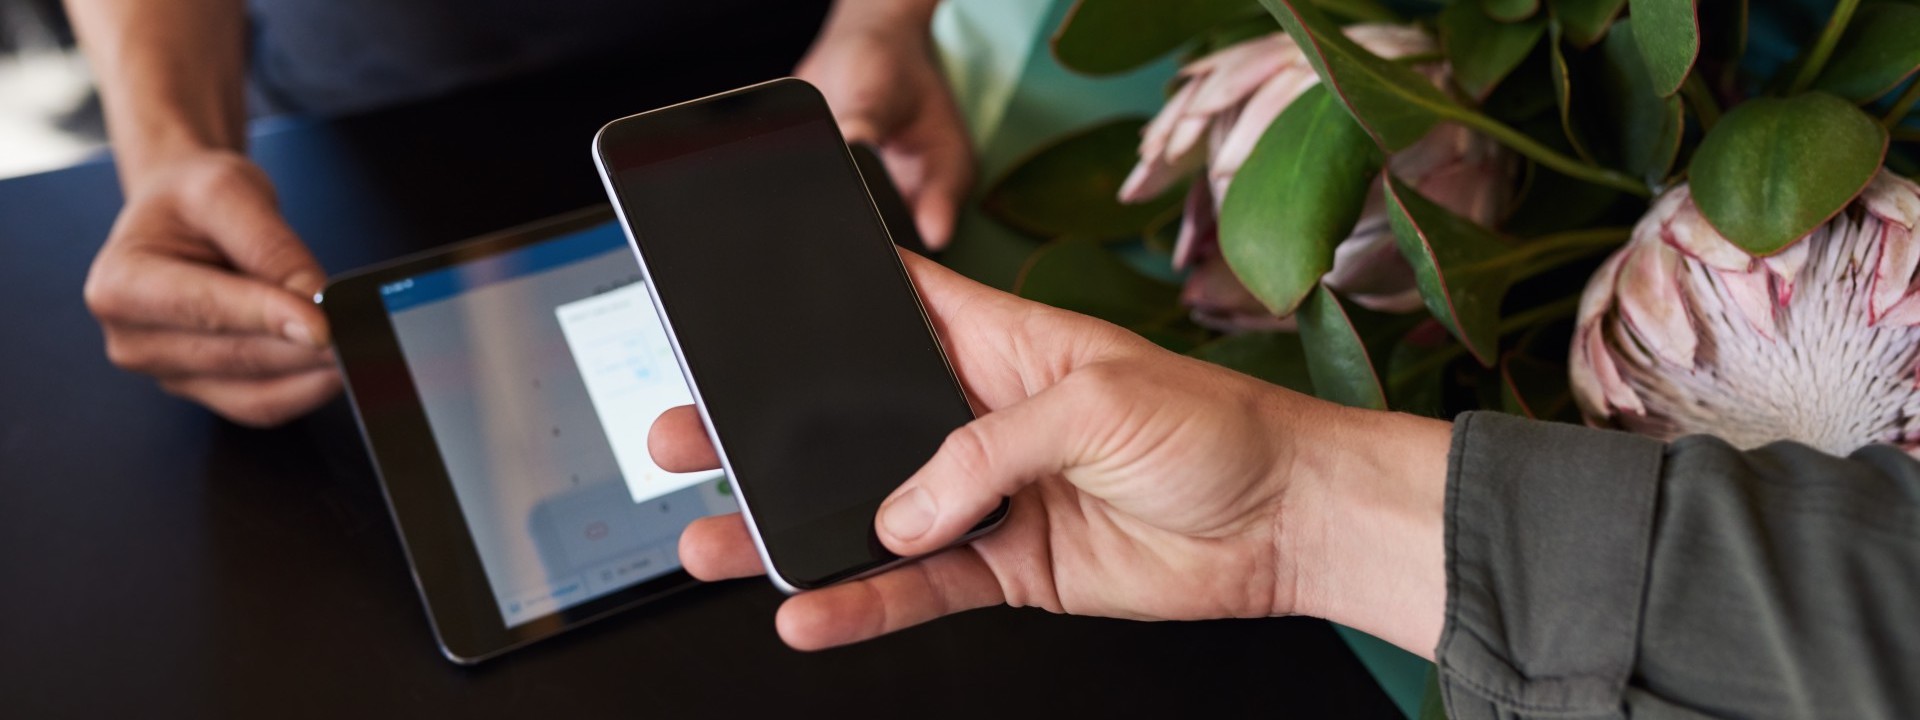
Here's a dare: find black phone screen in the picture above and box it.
[595,80,1001,589]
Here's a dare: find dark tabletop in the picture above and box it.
[0,24,1401,720]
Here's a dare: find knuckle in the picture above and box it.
[175,293,230,334]
[940,423,996,481]
[81,269,116,317]
[188,335,253,375]
[101,334,148,372]
[82,254,135,319]
[1065,361,1129,398]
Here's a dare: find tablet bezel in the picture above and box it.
[322,206,705,664]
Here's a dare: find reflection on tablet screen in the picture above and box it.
[379,222,733,628]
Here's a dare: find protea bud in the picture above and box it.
[1572,170,1920,455]
[1118,26,1511,332]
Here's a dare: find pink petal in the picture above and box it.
[1871,218,1920,322]
[1663,193,1751,272]
[1616,242,1698,368]
[1118,149,1203,204]
[1716,267,1777,339]
[1210,174,1234,216]
[1209,65,1319,180]
[1588,324,1645,416]
[1877,286,1920,326]
[1763,239,1810,305]
[1388,122,1464,184]
[1182,255,1280,328]
[1568,327,1608,419]
[1164,115,1211,168]
[1324,226,1414,297]
[1185,36,1292,116]
[1577,247,1630,328]
[1862,170,1920,231]
[1137,78,1200,168]
[1171,181,1216,270]
[1344,24,1437,60]
[1346,287,1425,313]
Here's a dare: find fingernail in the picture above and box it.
[282,321,316,347]
[285,272,325,299]
[880,487,935,541]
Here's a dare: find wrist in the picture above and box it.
[1281,406,1452,660]
[118,138,245,194]
[119,145,251,200]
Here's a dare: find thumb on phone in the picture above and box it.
[876,376,1102,556]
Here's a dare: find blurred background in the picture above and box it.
[0,0,102,179]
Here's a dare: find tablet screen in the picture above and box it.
[377,222,733,628]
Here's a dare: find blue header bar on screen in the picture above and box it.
[380,222,629,313]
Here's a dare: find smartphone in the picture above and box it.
[591,78,1009,592]
[848,143,929,255]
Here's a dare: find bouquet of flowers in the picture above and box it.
[982,0,1920,460]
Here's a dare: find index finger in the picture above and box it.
[774,547,1004,651]
[649,404,720,473]
[88,251,328,346]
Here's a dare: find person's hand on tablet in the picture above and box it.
[84,151,340,427]
[795,0,971,251]
[652,253,1454,655]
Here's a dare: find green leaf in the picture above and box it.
[1052,0,1260,75]
[1258,0,1455,151]
[1386,320,1460,417]
[1500,353,1578,420]
[1419,665,1449,720]
[1219,85,1385,316]
[1295,285,1389,409]
[1689,93,1889,254]
[1549,0,1627,47]
[1593,18,1686,184]
[1627,0,1700,96]
[1548,23,1599,163]
[1485,0,1541,22]
[1813,2,1920,103]
[1384,175,1515,366]
[1440,3,1546,99]
[1015,237,1181,329]
[1190,331,1316,393]
[983,119,1183,239]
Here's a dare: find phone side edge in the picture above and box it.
[591,126,806,596]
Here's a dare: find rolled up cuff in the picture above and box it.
[1437,412,1663,720]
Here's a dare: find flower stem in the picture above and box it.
[1788,0,1862,95]
[1446,109,1652,197]
[1385,296,1584,391]
[1497,295,1582,335]
[1450,228,1632,277]
[1681,73,1721,132]
[1884,80,1920,127]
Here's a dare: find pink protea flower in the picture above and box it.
[1118,26,1511,332]
[1572,170,1920,455]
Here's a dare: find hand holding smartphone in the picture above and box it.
[592,79,1007,592]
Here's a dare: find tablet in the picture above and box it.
[322,207,732,663]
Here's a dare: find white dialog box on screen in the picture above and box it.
[556,281,710,504]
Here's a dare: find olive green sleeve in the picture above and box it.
[1436,411,1920,720]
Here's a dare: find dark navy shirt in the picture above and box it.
[245,1,809,115]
